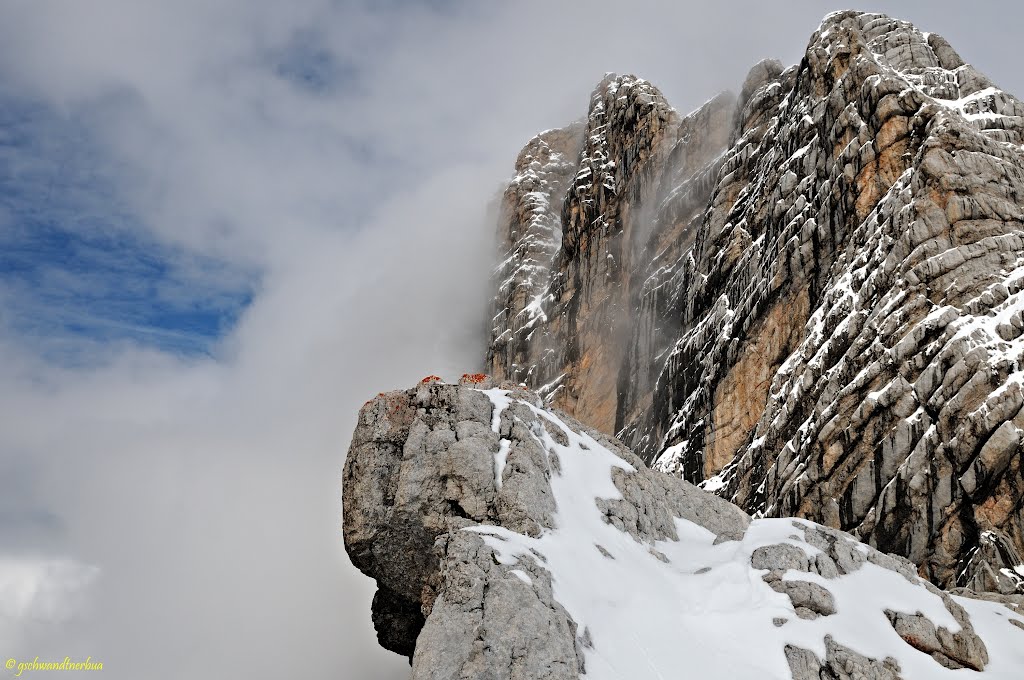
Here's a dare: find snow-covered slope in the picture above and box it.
[343,378,1024,679]
[486,11,1024,595]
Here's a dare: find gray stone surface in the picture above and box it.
[412,530,583,680]
[785,638,903,680]
[754,521,991,672]
[344,378,748,674]
[343,380,1017,678]
[958,529,1024,595]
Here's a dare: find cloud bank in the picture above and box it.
[0,1,1019,678]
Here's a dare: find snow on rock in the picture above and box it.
[488,123,585,395]
[343,380,1024,679]
[958,530,1024,595]
[486,72,724,437]
[486,10,1024,597]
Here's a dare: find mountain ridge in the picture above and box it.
[486,10,1024,595]
[342,9,1024,679]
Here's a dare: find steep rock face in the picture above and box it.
[486,11,1024,594]
[489,124,584,392]
[487,75,733,434]
[343,379,1024,678]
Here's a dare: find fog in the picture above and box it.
[0,1,1019,678]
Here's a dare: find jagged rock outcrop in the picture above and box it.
[343,379,1024,678]
[958,530,1024,595]
[489,123,584,393]
[485,11,1024,595]
[488,75,731,434]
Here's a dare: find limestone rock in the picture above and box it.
[958,530,1024,595]
[343,380,1024,678]
[485,11,1024,595]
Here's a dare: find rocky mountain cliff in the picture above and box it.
[486,10,1024,596]
[343,378,1024,678]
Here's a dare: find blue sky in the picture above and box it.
[0,2,1021,679]
[0,59,251,360]
[0,93,229,352]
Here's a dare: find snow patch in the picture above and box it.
[483,389,514,490]
[699,473,727,493]
[470,392,1024,679]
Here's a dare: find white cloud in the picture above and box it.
[0,1,1018,678]
[0,558,98,653]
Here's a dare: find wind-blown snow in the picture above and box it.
[473,390,1024,679]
